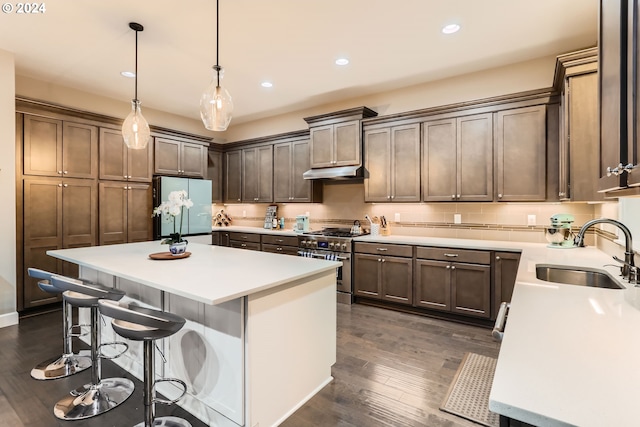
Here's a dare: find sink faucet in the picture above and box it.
[574,218,636,282]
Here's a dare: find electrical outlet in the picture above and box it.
[527,214,536,226]
[242,210,247,218]
[394,213,401,222]
[454,213,462,224]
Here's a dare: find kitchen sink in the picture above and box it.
[535,264,625,289]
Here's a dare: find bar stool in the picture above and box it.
[50,275,134,420]
[98,299,191,427]
[26,268,92,380]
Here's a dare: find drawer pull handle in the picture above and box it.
[444,253,459,257]
[376,248,388,252]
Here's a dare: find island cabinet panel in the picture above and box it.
[495,105,547,201]
[98,182,152,245]
[23,115,98,179]
[155,137,207,178]
[423,113,493,202]
[242,145,273,203]
[353,243,413,305]
[364,123,421,202]
[414,246,492,319]
[99,128,153,182]
[224,149,242,202]
[22,177,97,308]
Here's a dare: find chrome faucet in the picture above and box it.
[574,218,636,282]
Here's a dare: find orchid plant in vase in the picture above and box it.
[152,190,193,253]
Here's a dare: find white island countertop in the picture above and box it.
[47,241,341,305]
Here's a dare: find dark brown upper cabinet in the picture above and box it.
[154,137,207,178]
[23,115,98,179]
[99,127,153,182]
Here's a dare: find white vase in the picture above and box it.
[169,241,188,256]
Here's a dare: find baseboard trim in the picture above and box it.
[0,311,19,328]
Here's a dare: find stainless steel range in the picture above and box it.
[297,228,368,304]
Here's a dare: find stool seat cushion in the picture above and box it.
[99,300,185,341]
[62,290,100,308]
[37,279,60,295]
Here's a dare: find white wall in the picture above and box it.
[0,48,17,326]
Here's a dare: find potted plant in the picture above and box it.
[152,190,193,255]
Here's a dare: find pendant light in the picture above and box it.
[200,0,233,131]
[122,22,150,150]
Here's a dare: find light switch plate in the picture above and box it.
[527,214,536,226]
[454,214,462,224]
[242,210,247,218]
[394,213,401,222]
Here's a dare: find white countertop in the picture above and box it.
[47,241,341,305]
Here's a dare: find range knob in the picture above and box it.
[341,243,348,251]
[312,241,318,247]
[329,242,335,249]
[302,240,309,247]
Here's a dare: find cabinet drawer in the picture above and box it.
[229,232,261,243]
[262,243,299,256]
[416,247,490,264]
[354,242,413,257]
[230,241,261,251]
[262,234,298,246]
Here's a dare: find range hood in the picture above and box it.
[303,165,364,180]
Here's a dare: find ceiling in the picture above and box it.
[0,0,598,129]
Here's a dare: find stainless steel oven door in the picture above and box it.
[298,250,352,293]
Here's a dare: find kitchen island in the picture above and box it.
[47,241,341,427]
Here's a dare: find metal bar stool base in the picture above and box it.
[53,377,134,420]
[134,416,192,427]
[30,353,91,380]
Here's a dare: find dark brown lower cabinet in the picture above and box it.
[415,250,491,319]
[493,251,522,317]
[98,182,152,245]
[22,177,97,309]
[262,235,299,256]
[354,252,413,305]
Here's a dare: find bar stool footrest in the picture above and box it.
[98,341,128,359]
[153,378,188,405]
[133,416,192,427]
[68,323,91,339]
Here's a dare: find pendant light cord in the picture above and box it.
[135,28,139,101]
[216,0,220,87]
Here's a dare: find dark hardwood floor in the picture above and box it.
[0,304,499,427]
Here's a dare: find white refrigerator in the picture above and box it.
[153,176,212,239]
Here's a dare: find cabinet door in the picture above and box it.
[423,119,457,201]
[207,150,223,203]
[225,150,242,202]
[493,252,521,318]
[98,182,128,245]
[495,105,547,201]
[154,138,181,175]
[627,0,640,188]
[391,124,421,202]
[181,142,206,178]
[334,120,360,166]
[62,122,98,179]
[451,263,491,319]
[128,137,153,182]
[364,128,390,202]
[62,179,97,248]
[23,177,63,308]
[380,256,413,305]
[127,184,152,242]
[23,115,62,177]
[99,128,128,181]
[291,139,314,202]
[257,145,273,202]
[353,253,380,298]
[242,147,258,202]
[273,142,292,202]
[458,113,493,201]
[598,0,627,191]
[414,259,450,312]
[310,125,333,168]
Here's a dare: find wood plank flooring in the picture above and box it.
[0,304,499,427]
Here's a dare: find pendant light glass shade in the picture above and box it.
[122,22,150,149]
[122,99,151,150]
[200,66,233,131]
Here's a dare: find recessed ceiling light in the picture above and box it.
[335,58,349,66]
[442,24,461,34]
[261,81,273,88]
[120,71,135,78]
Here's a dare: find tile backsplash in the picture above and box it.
[214,181,616,245]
